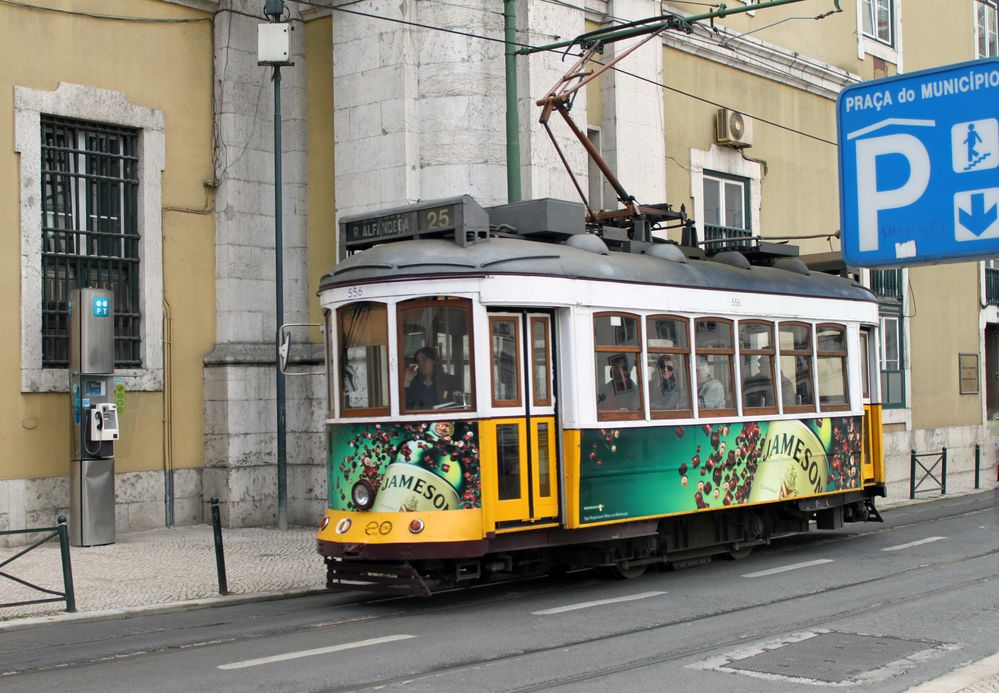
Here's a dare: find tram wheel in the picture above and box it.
[724,546,754,560]
[607,562,647,580]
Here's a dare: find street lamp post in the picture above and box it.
[259,0,293,529]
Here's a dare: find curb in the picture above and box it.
[0,587,330,633]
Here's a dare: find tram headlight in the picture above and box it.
[351,480,376,510]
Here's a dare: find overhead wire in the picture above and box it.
[3,0,845,147]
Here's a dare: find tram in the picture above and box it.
[313,194,886,596]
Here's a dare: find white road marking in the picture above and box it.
[531,591,666,615]
[217,634,415,670]
[881,536,946,552]
[741,559,834,578]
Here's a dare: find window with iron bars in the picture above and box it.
[40,116,141,369]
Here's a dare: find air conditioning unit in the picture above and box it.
[716,109,754,148]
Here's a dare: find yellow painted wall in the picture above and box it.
[908,263,984,429]
[306,16,336,331]
[0,0,215,480]
[662,48,840,254]
[899,2,982,430]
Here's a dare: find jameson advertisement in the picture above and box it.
[329,421,481,512]
[579,417,863,524]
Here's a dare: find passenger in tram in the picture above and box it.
[696,357,725,410]
[651,355,685,410]
[403,346,462,410]
[598,353,640,412]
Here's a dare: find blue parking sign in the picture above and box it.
[838,58,999,267]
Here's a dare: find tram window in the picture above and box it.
[496,423,521,500]
[337,302,389,416]
[324,308,335,418]
[594,313,643,420]
[647,315,692,418]
[817,323,850,410]
[860,329,871,400]
[398,298,475,413]
[530,317,552,407]
[739,321,777,413]
[489,316,521,407]
[778,322,816,412]
[694,318,735,415]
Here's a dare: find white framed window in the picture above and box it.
[856,0,901,67]
[978,0,998,58]
[862,0,894,45]
[690,146,762,252]
[15,83,164,393]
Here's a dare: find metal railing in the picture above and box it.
[986,267,999,306]
[910,448,947,499]
[703,224,752,249]
[0,516,76,613]
[871,268,904,301]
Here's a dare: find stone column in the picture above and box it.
[205,1,317,526]
[600,0,667,209]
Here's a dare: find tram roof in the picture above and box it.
[321,236,876,303]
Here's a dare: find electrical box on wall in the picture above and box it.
[258,23,291,65]
[716,109,754,148]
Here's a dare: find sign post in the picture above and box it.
[838,58,999,267]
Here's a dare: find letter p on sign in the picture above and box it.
[854,134,931,252]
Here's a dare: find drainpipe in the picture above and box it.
[163,298,175,527]
[505,0,521,203]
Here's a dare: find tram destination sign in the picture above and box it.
[837,58,999,267]
[338,195,489,256]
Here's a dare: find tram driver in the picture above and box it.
[597,353,640,412]
[403,346,463,410]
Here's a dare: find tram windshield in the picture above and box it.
[398,298,474,413]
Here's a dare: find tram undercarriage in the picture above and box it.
[322,489,883,597]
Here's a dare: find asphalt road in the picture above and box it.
[0,491,996,692]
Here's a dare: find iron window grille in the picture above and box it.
[987,260,999,306]
[40,115,141,369]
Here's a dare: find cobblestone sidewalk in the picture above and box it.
[0,525,325,623]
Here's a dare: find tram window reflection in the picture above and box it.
[594,313,643,419]
[817,323,849,409]
[647,315,691,417]
[778,322,816,412]
[740,321,776,411]
[337,302,389,416]
[695,319,735,414]
[398,298,475,413]
[489,317,521,407]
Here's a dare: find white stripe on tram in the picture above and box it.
[532,591,666,615]
[218,634,416,670]
[881,536,946,552]
[742,559,834,578]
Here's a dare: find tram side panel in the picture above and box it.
[568,417,864,529]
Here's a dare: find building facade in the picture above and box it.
[1,0,995,540]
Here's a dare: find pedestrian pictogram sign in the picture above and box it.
[838,58,999,267]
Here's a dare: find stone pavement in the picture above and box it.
[0,524,326,626]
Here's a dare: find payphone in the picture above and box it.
[69,288,118,546]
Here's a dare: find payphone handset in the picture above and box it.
[88,403,119,443]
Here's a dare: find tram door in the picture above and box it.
[486,310,559,525]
